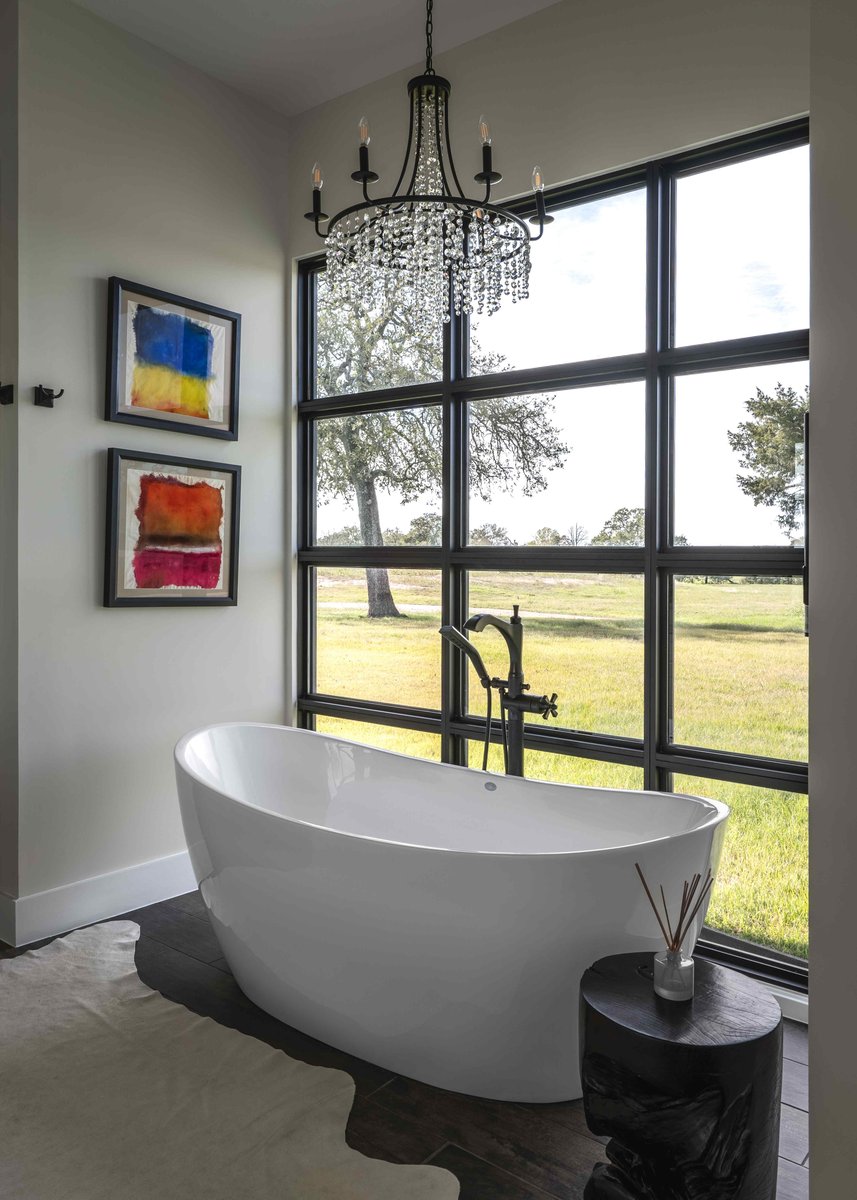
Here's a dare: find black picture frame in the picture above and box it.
[104,448,241,608]
[105,277,241,441]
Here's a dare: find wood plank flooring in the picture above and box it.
[1,893,809,1198]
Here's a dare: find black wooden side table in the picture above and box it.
[579,952,783,1200]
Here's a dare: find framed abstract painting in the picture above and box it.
[106,277,240,440]
[104,449,240,607]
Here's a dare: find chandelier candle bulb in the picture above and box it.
[311,162,323,218]
[530,169,554,227]
[482,142,493,179]
[352,117,379,185]
[477,115,495,178]
[304,162,328,223]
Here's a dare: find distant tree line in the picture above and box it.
[320,506,652,550]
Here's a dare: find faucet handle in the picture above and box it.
[541,693,559,720]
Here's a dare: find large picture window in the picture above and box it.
[297,121,809,986]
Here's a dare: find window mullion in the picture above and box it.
[442,290,469,765]
[643,163,667,790]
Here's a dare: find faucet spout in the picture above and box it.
[464,611,523,679]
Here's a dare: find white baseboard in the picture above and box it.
[6,850,196,947]
[770,983,809,1025]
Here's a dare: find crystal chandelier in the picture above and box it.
[305,0,552,333]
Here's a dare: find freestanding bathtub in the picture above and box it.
[175,723,728,1102]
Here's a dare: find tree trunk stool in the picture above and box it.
[579,952,783,1200]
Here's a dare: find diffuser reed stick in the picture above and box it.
[634,863,714,953]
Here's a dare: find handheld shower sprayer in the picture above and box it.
[439,625,494,770]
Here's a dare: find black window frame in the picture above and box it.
[296,118,809,992]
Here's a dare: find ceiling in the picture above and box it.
[73,0,560,116]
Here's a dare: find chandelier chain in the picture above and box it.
[425,0,433,73]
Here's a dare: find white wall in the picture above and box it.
[0,0,20,915]
[1,0,289,922]
[809,0,857,1187]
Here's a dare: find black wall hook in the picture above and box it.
[34,385,65,407]
[0,382,13,406]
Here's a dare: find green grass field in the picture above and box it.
[314,570,808,959]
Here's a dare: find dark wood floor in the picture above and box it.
[1,893,809,1199]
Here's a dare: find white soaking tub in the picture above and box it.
[175,723,728,1102]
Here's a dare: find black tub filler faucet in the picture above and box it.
[440,605,558,777]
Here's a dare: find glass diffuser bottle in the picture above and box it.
[653,947,695,1001]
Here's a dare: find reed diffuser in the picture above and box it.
[634,863,714,1001]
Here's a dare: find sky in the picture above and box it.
[315,145,809,547]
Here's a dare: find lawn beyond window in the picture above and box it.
[315,568,442,708]
[673,774,808,959]
[467,572,645,739]
[673,578,807,762]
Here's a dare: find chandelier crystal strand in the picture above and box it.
[311,0,545,331]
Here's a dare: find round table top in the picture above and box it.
[581,952,782,1048]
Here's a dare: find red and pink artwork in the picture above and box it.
[104,450,240,607]
[133,475,223,590]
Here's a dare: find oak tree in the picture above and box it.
[315,281,567,614]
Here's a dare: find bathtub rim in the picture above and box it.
[175,721,729,859]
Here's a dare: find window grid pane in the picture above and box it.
[469,188,647,371]
[315,407,443,546]
[673,774,807,960]
[315,568,442,709]
[468,741,644,789]
[467,571,645,740]
[467,384,645,548]
[672,576,807,762]
[315,717,442,762]
[674,145,809,346]
[314,275,442,397]
[673,362,808,547]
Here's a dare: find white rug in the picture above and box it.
[0,921,459,1199]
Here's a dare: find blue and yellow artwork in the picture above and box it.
[131,305,215,419]
[107,277,240,439]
